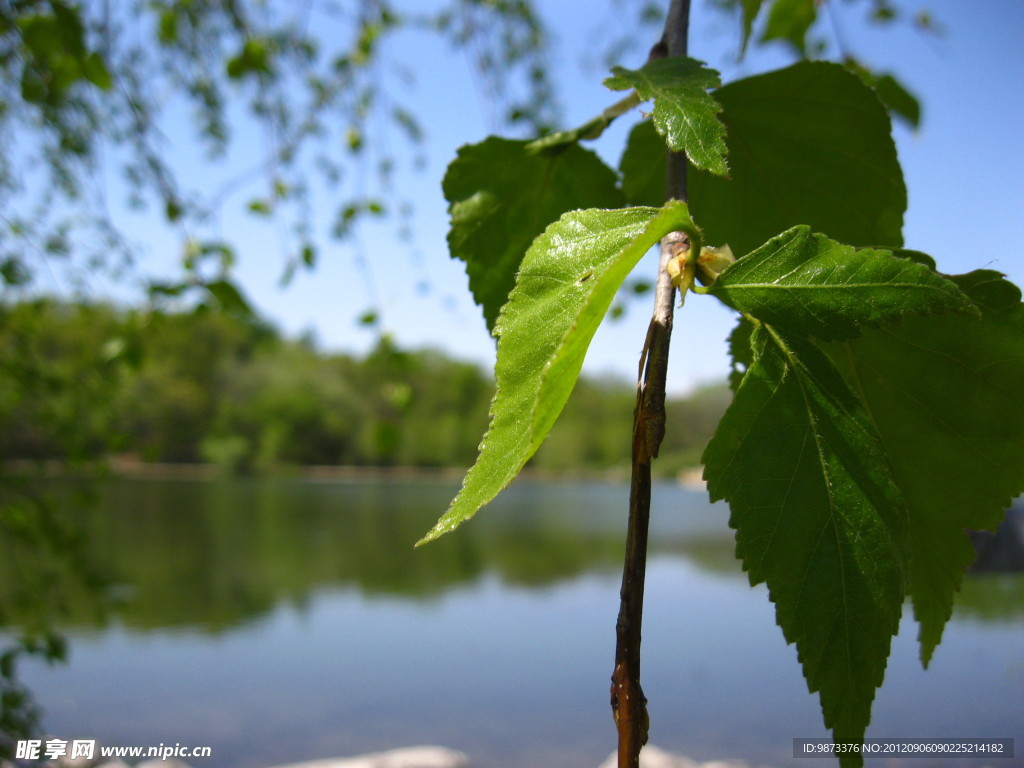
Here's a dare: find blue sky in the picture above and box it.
[93,0,1024,394]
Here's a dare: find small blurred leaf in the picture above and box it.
[157,9,178,44]
[346,127,364,153]
[165,199,184,222]
[761,0,817,55]
[392,106,424,143]
[871,73,921,129]
[301,244,316,268]
[870,1,898,23]
[50,1,86,56]
[0,649,15,678]
[845,58,921,128]
[629,280,652,295]
[332,200,386,239]
[44,632,68,663]
[205,280,254,317]
[82,52,113,91]
[247,199,272,216]
[226,38,272,79]
[20,66,49,104]
[739,0,765,56]
[914,10,944,35]
[43,234,69,257]
[148,281,188,298]
[0,257,31,286]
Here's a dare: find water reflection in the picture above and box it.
[0,480,115,758]
[2,478,1021,768]
[3,478,1021,634]
[1,478,747,634]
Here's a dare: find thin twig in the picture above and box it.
[610,2,691,767]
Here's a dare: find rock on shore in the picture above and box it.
[265,747,468,768]
[19,743,769,768]
[598,745,762,768]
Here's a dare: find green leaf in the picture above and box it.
[761,0,818,55]
[825,271,1024,665]
[0,256,30,286]
[871,1,899,23]
[226,37,272,79]
[148,281,188,299]
[707,227,975,340]
[688,61,906,257]
[891,248,935,270]
[605,57,728,178]
[739,0,766,56]
[20,67,48,104]
[391,106,424,143]
[704,323,907,756]
[443,137,624,331]
[726,316,755,391]
[619,120,666,207]
[247,199,272,216]
[870,73,921,129]
[845,59,921,129]
[165,198,184,222]
[421,201,700,545]
[205,280,254,318]
[50,1,87,58]
[301,244,316,267]
[82,52,113,91]
[157,8,178,44]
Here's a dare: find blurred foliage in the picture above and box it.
[0,0,928,303]
[0,476,111,759]
[0,0,682,313]
[0,296,129,754]
[0,0,568,297]
[0,299,728,475]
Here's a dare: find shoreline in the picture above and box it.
[4,456,706,487]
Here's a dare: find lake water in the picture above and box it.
[3,477,1022,768]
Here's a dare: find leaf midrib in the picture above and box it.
[766,324,858,710]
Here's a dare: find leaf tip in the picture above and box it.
[416,514,459,547]
[414,530,440,548]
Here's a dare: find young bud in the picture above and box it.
[695,244,735,286]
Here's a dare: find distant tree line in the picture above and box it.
[0,300,727,476]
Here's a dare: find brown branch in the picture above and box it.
[610,2,691,767]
